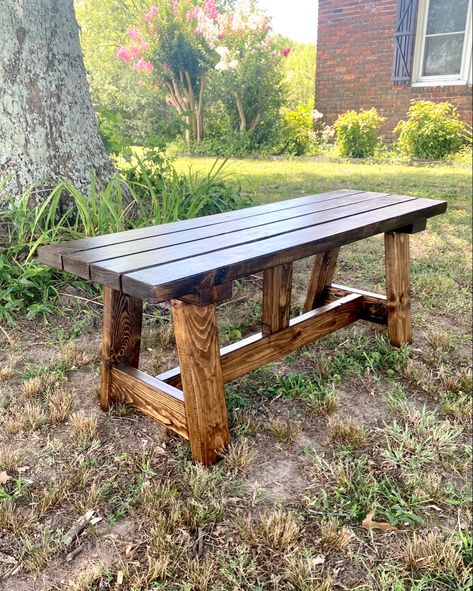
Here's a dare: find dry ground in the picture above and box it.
[0,159,471,590]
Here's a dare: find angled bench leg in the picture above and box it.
[262,263,293,335]
[385,232,412,346]
[172,299,230,465]
[100,287,143,411]
[304,248,340,313]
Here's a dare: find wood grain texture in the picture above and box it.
[323,284,387,324]
[262,263,293,335]
[90,194,403,289]
[122,198,446,302]
[160,294,363,388]
[100,287,143,411]
[37,189,362,269]
[304,248,340,313]
[172,300,230,465]
[178,282,233,306]
[385,232,412,346]
[110,365,188,439]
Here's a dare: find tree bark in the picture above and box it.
[0,0,114,201]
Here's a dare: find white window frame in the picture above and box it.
[412,0,472,86]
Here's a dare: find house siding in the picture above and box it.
[316,0,473,139]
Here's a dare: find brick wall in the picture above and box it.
[316,0,473,139]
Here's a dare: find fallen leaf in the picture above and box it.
[362,510,397,532]
[0,471,12,485]
[17,466,30,473]
[313,554,325,566]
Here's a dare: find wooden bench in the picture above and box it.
[38,189,447,465]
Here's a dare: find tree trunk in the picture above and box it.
[0,0,114,201]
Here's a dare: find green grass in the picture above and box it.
[0,156,471,590]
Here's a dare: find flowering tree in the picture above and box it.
[116,0,284,144]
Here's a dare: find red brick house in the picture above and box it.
[316,0,473,138]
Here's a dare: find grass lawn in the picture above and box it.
[0,158,471,590]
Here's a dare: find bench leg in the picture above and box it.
[172,299,230,465]
[262,263,293,335]
[385,232,412,347]
[100,287,143,411]
[304,248,340,312]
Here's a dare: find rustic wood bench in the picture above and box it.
[38,189,447,465]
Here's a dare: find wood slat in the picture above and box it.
[101,288,143,411]
[172,300,230,465]
[262,263,293,335]
[122,198,446,302]
[323,284,388,324]
[37,189,362,269]
[91,195,414,289]
[385,232,412,345]
[110,365,189,439]
[158,294,363,388]
[61,191,379,278]
[304,248,340,313]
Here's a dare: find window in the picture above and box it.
[412,0,472,85]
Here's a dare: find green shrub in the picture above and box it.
[334,108,385,158]
[278,103,318,156]
[0,153,249,324]
[394,100,465,160]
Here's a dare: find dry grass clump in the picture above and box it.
[21,532,55,572]
[47,388,74,423]
[61,341,96,368]
[222,439,258,471]
[267,418,302,443]
[21,376,43,398]
[0,354,20,381]
[328,417,367,449]
[22,401,46,432]
[240,509,300,551]
[0,446,23,472]
[401,531,463,577]
[317,520,354,551]
[70,410,98,445]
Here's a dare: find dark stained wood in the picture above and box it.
[61,192,381,278]
[323,284,387,324]
[304,249,340,313]
[178,282,233,306]
[262,264,293,335]
[110,365,188,439]
[172,300,230,465]
[89,194,407,289]
[122,198,447,302]
[159,294,363,389]
[100,287,143,411]
[37,189,363,269]
[385,232,412,346]
[396,219,427,234]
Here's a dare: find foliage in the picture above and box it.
[394,101,467,160]
[0,152,247,324]
[334,108,385,158]
[281,41,316,110]
[77,0,178,147]
[278,103,319,156]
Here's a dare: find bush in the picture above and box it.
[0,152,249,324]
[278,103,318,156]
[394,101,465,160]
[334,108,385,158]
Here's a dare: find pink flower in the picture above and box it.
[144,5,159,21]
[143,61,154,73]
[140,41,150,51]
[129,45,141,58]
[133,58,146,70]
[117,46,133,63]
[204,0,218,20]
[186,7,199,20]
[166,96,174,106]
[127,27,141,41]
[172,0,179,13]
[281,47,292,57]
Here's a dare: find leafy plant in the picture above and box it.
[394,100,466,160]
[334,108,385,158]
[279,103,318,156]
